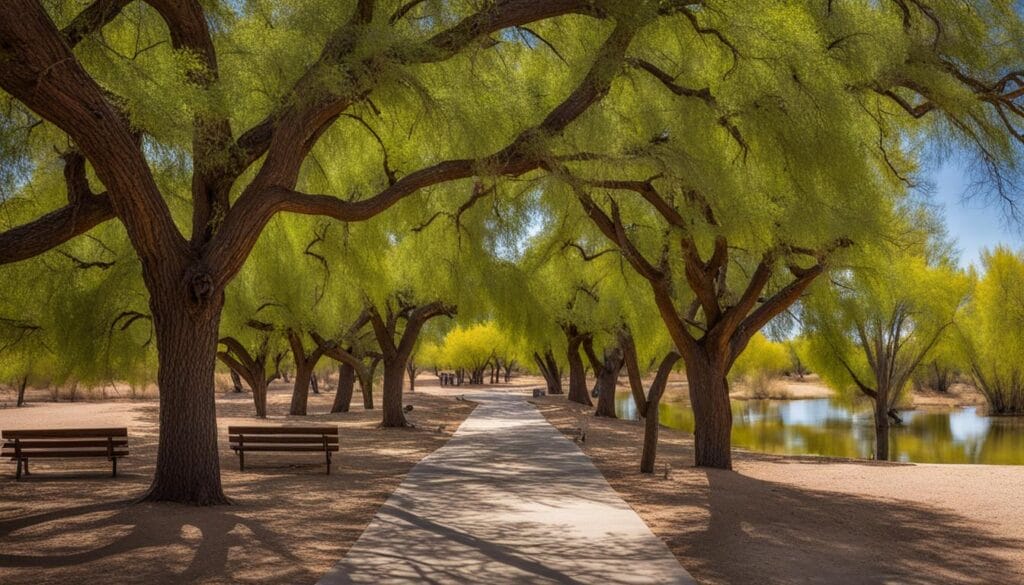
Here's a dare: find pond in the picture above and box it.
[614,394,1024,465]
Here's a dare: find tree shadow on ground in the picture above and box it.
[536,397,1024,585]
[0,386,476,585]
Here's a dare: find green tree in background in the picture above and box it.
[804,249,970,460]
[959,247,1024,414]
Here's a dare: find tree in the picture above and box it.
[369,295,455,426]
[535,1,1024,470]
[805,253,970,460]
[0,1,644,503]
[959,247,1024,414]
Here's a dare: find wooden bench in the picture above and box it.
[228,426,339,475]
[1,428,128,480]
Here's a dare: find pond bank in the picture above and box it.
[534,394,1024,585]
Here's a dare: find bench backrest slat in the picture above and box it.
[2,428,127,439]
[229,435,338,444]
[2,439,128,449]
[227,426,338,436]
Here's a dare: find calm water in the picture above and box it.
[615,394,1024,465]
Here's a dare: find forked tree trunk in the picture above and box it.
[686,353,733,469]
[640,353,681,473]
[143,294,228,505]
[16,375,27,407]
[332,363,355,413]
[566,336,591,406]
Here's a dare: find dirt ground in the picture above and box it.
[535,393,1024,585]
[0,380,475,585]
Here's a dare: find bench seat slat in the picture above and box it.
[229,445,339,452]
[228,435,338,444]
[2,428,127,439]
[3,439,128,449]
[227,426,338,435]
[3,449,128,458]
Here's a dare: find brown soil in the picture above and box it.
[0,379,475,585]
[535,393,1024,585]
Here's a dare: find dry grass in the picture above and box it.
[0,380,475,585]
[535,394,1024,585]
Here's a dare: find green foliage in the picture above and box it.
[731,333,790,381]
[957,247,1024,413]
[804,245,970,408]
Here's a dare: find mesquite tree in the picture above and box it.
[538,1,1024,469]
[0,0,653,503]
[805,251,969,460]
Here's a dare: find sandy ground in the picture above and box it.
[0,378,475,585]
[534,392,1024,585]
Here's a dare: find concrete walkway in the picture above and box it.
[317,392,695,585]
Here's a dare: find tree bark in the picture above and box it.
[874,386,891,461]
[287,330,324,416]
[686,353,733,470]
[587,338,623,418]
[566,334,592,406]
[16,375,27,407]
[362,357,379,409]
[544,350,563,394]
[641,353,681,473]
[332,362,355,413]
[382,361,409,427]
[143,293,229,505]
[230,369,244,393]
[407,362,417,392]
[621,330,648,418]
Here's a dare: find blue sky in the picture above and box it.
[932,163,1022,268]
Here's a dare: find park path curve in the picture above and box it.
[317,391,695,585]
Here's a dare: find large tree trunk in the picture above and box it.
[16,375,27,407]
[382,361,409,427]
[143,294,228,505]
[640,352,681,473]
[566,336,591,406]
[686,353,733,470]
[332,363,355,413]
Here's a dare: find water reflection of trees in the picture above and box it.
[614,394,1024,464]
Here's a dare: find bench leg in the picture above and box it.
[112,457,117,478]
[15,458,22,480]
[326,451,332,475]
[22,459,29,476]
[239,451,245,472]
